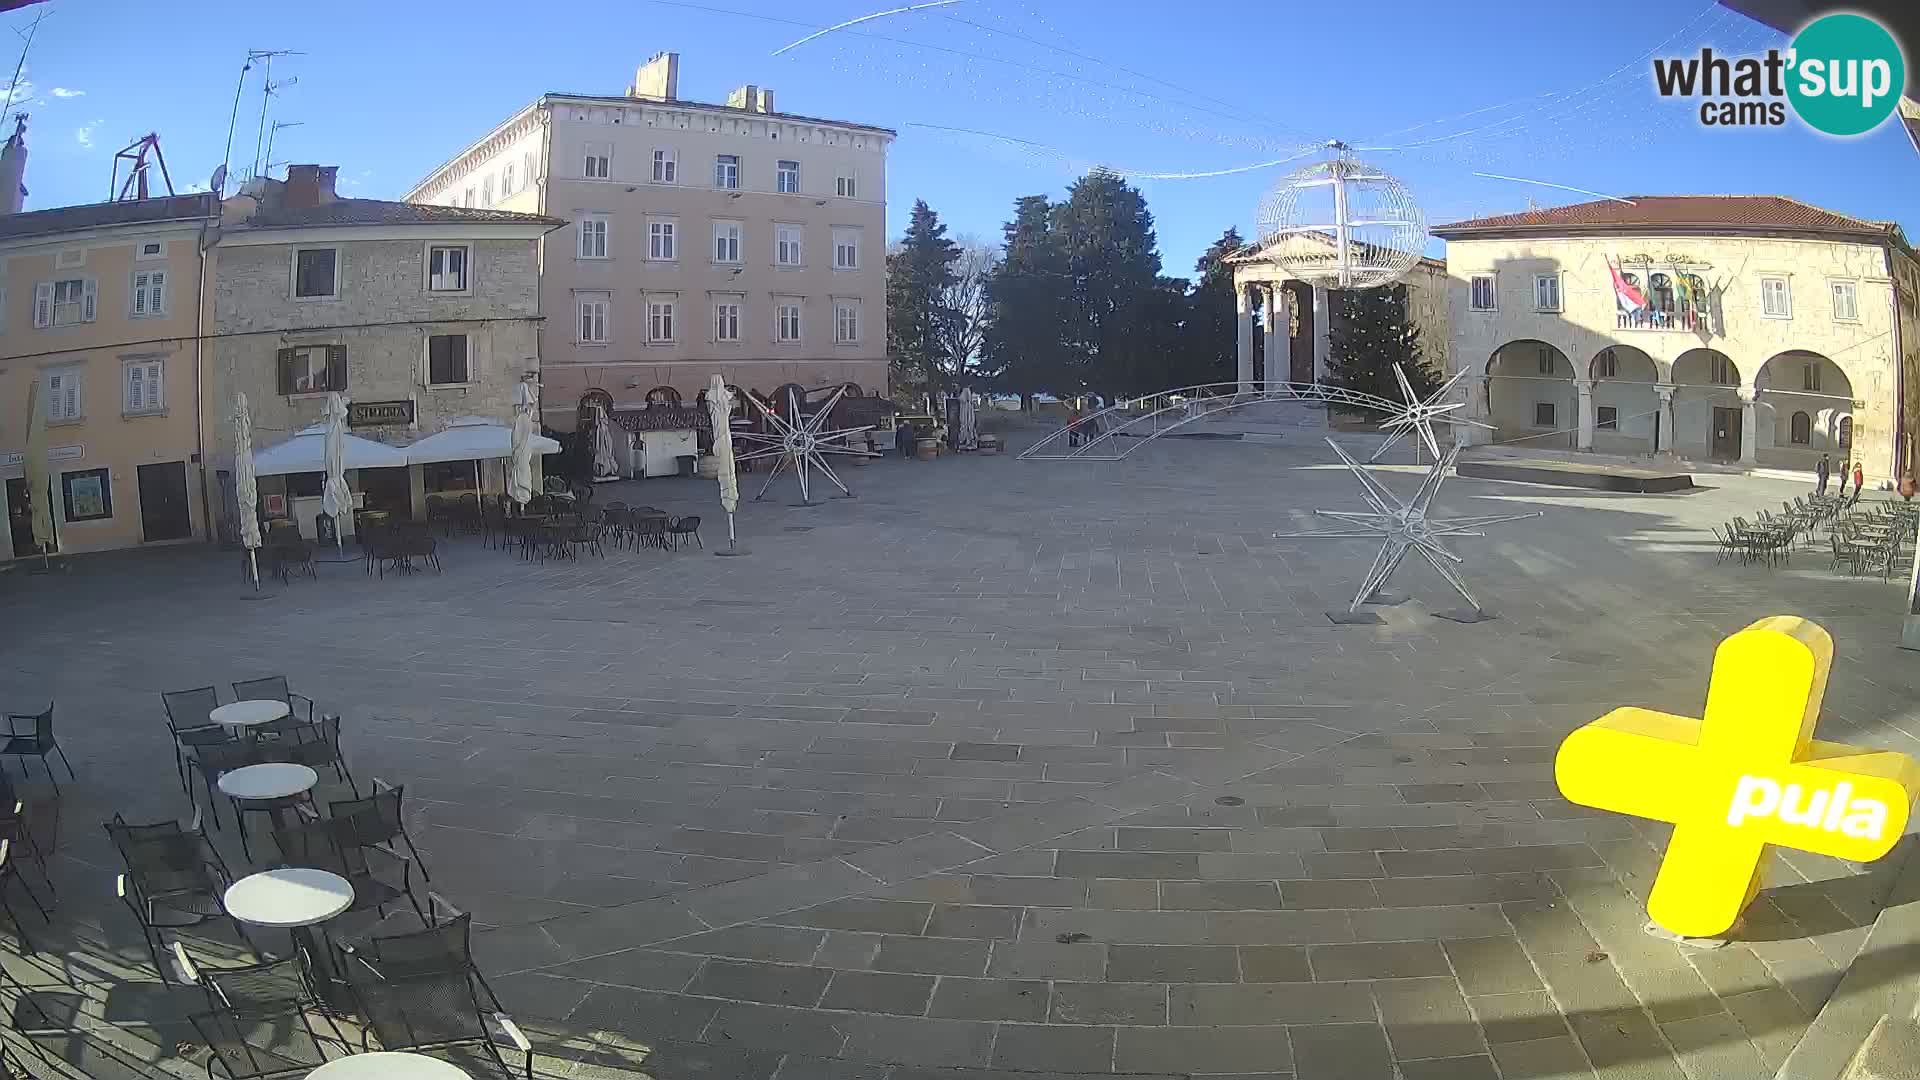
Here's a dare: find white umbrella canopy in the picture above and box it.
[252,423,409,475]
[234,393,262,588]
[407,416,559,464]
[23,380,52,559]
[509,382,536,507]
[321,392,353,553]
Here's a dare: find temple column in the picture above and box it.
[1236,285,1254,392]
[1576,381,1596,451]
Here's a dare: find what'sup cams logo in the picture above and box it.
[1653,12,1906,136]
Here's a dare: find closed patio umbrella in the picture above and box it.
[321,391,353,556]
[234,393,262,589]
[956,389,978,451]
[591,402,620,481]
[706,374,745,555]
[22,380,52,567]
[508,382,535,509]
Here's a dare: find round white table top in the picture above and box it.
[217,763,317,801]
[210,699,291,728]
[224,868,354,929]
[306,1053,471,1079]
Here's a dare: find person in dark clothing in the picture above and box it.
[897,420,918,460]
[1816,454,1831,496]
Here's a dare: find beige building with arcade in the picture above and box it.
[1432,196,1920,483]
[405,52,893,431]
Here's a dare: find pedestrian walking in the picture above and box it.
[1853,461,1866,498]
[896,419,917,461]
[1816,453,1831,496]
[1066,406,1083,448]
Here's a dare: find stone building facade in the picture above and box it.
[403,52,893,431]
[206,166,559,525]
[1433,196,1920,481]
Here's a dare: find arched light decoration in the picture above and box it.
[1256,141,1427,291]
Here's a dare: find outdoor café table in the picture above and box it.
[308,1052,472,1079]
[226,868,355,1001]
[217,763,318,829]
[211,699,291,736]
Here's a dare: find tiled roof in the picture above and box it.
[0,193,214,242]
[244,198,562,230]
[1432,196,1899,239]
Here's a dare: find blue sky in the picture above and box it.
[4,0,1916,274]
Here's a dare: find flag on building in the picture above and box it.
[1609,259,1647,314]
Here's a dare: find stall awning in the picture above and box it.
[406,416,560,465]
[252,423,411,476]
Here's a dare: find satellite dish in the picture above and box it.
[210,164,227,194]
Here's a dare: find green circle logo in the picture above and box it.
[1787,13,1906,137]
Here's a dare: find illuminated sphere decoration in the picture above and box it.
[1256,142,1427,291]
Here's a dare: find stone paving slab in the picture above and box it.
[1,428,1917,1077]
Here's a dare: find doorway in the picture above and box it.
[1711,406,1742,461]
[6,478,32,557]
[137,461,193,542]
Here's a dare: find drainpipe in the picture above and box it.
[193,209,214,542]
[1887,241,1906,488]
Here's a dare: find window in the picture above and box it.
[427,334,470,385]
[503,163,516,194]
[648,298,676,342]
[776,224,803,266]
[1649,273,1674,315]
[835,300,859,343]
[648,220,677,261]
[1536,348,1556,375]
[652,148,677,183]
[715,154,739,189]
[1832,280,1859,321]
[427,245,469,292]
[1791,411,1812,445]
[276,345,347,395]
[1840,416,1853,450]
[1470,274,1496,311]
[578,293,610,343]
[578,216,609,259]
[714,300,741,342]
[833,228,859,270]
[462,188,474,208]
[776,159,800,194]
[1761,276,1792,318]
[1802,362,1823,393]
[836,174,857,199]
[1533,273,1561,312]
[1710,356,1736,385]
[137,240,165,260]
[1534,402,1556,427]
[1596,406,1618,431]
[293,249,337,299]
[583,143,611,179]
[35,278,95,327]
[1595,350,1618,379]
[61,468,111,522]
[713,221,742,263]
[481,177,494,206]
[776,301,802,342]
[124,358,164,414]
[131,269,168,317]
[45,368,81,421]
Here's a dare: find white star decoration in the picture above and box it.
[1276,439,1540,617]
[734,385,879,505]
[1371,365,1495,463]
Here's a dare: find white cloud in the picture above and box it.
[0,74,32,104]
[49,87,83,99]
[74,124,95,149]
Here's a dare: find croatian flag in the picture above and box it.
[1609,259,1647,315]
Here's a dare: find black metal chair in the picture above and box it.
[105,814,244,978]
[272,816,428,927]
[231,677,316,727]
[173,942,309,1020]
[335,924,532,1080]
[666,515,702,550]
[263,715,358,799]
[165,686,237,795]
[0,840,47,955]
[330,781,428,880]
[0,705,73,794]
[0,769,48,879]
[189,1009,328,1079]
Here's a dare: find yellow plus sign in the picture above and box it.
[1555,616,1918,938]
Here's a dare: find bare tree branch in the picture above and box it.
[936,236,999,386]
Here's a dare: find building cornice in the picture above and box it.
[404,101,546,204]
[219,221,559,247]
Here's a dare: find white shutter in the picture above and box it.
[33,282,51,327]
[126,365,144,412]
[147,361,164,409]
[150,271,166,314]
[133,273,149,315]
[81,279,97,322]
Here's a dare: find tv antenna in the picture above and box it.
[1,7,51,127]
[263,120,303,177]
[243,50,302,181]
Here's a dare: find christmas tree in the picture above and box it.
[1324,285,1440,404]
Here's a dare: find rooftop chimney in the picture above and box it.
[630,52,679,101]
[726,85,775,114]
[0,114,28,216]
[282,164,338,209]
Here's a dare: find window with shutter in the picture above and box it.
[427,335,470,385]
[277,345,345,394]
[33,282,51,327]
[132,270,167,316]
[46,369,82,421]
[124,360,165,413]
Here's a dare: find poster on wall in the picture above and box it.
[67,473,107,519]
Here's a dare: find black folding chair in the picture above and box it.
[165,686,236,795]
[0,841,47,955]
[272,817,429,927]
[105,814,246,978]
[330,781,429,880]
[188,1009,328,1079]
[231,677,316,727]
[261,715,358,799]
[0,705,73,794]
[336,929,532,1079]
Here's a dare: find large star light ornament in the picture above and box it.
[735,385,879,506]
[1371,365,1494,463]
[1276,440,1540,624]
